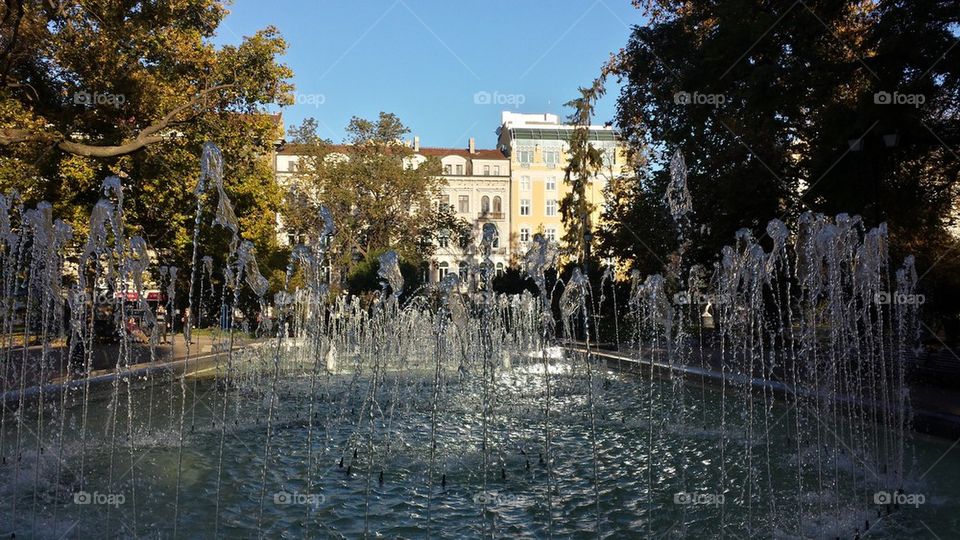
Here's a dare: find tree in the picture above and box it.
[282,114,467,288]
[560,82,605,267]
[613,0,960,339]
[0,0,293,299]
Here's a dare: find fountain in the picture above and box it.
[0,144,947,539]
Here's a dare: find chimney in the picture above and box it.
[413,135,420,152]
[468,137,476,154]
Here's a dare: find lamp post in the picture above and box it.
[583,229,593,277]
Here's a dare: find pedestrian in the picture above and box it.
[182,307,194,344]
[126,316,148,344]
[156,305,168,343]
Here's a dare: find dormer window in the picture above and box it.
[444,164,452,174]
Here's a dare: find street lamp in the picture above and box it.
[583,229,593,276]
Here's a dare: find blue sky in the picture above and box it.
[212,0,644,148]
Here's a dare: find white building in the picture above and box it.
[412,137,511,283]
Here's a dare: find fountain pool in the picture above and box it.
[1,144,954,539]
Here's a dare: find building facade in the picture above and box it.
[411,138,511,283]
[496,112,629,264]
[272,112,629,284]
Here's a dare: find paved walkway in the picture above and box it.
[577,343,960,439]
[1,332,261,391]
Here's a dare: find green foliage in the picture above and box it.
[598,170,677,277]
[283,114,466,287]
[345,249,424,299]
[561,83,606,261]
[0,0,293,300]
[492,266,539,296]
[613,0,960,338]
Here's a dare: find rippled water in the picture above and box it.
[2,358,957,538]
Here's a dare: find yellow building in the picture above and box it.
[496,112,629,263]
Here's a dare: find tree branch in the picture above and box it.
[0,84,234,157]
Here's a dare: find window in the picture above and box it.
[286,159,297,172]
[483,165,490,175]
[545,227,556,242]
[440,195,450,211]
[438,231,449,248]
[545,177,557,191]
[496,263,504,277]
[444,164,452,175]
[459,262,469,281]
[492,196,502,214]
[458,195,470,213]
[491,227,500,248]
[494,165,500,175]
[456,164,464,175]
[545,199,557,216]
[520,199,530,216]
[544,150,559,167]
[481,196,490,214]
[518,148,533,165]
[520,176,531,191]
[520,227,530,242]
[438,262,449,281]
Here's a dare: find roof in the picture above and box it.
[277,143,326,155]
[277,143,507,160]
[416,147,507,160]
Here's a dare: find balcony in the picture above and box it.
[477,212,504,220]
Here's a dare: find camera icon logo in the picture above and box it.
[73,91,91,106]
[874,91,892,105]
[73,490,91,504]
[473,91,492,105]
[674,91,691,105]
[874,491,891,505]
[673,492,692,504]
[274,491,292,505]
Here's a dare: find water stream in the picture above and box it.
[0,145,953,539]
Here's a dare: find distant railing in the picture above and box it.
[478,212,504,220]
